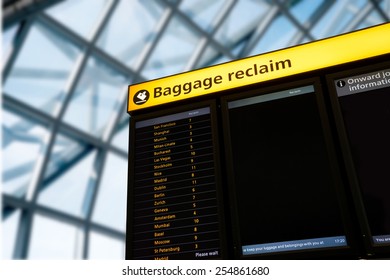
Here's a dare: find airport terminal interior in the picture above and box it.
[2,0,390,259]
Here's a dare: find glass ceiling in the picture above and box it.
[2,0,390,259]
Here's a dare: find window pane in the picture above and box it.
[88,231,125,259]
[45,0,108,39]
[97,0,163,68]
[37,135,96,218]
[214,1,268,47]
[290,0,325,24]
[143,16,201,79]
[92,152,127,232]
[248,15,297,56]
[3,22,80,116]
[63,56,128,137]
[179,0,226,31]
[356,9,387,29]
[28,214,78,259]
[111,114,129,152]
[2,109,49,197]
[2,24,19,66]
[1,209,21,259]
[197,46,230,68]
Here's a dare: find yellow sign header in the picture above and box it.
[128,23,390,113]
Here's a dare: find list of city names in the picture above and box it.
[132,107,221,259]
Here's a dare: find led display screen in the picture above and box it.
[332,67,390,246]
[128,103,225,260]
[223,83,349,257]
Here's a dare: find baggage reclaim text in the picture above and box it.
[153,59,292,97]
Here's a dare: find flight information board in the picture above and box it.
[129,105,224,260]
[127,24,390,259]
[331,65,390,247]
[222,82,349,257]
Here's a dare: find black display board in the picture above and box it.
[127,101,225,260]
[328,62,390,256]
[221,80,355,258]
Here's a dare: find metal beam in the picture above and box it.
[287,0,336,46]
[3,94,128,158]
[274,0,315,42]
[132,1,178,72]
[344,1,378,32]
[2,19,33,81]
[238,3,280,58]
[36,13,143,82]
[2,0,64,30]
[2,194,125,240]
[160,0,236,61]
[184,0,237,71]
[369,0,390,21]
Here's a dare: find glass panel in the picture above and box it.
[358,9,387,29]
[311,0,373,38]
[3,22,80,116]
[92,152,127,232]
[311,0,351,38]
[197,46,231,68]
[142,16,201,80]
[2,24,19,66]
[179,0,226,31]
[290,0,324,25]
[214,1,267,47]
[2,109,49,198]
[379,0,390,13]
[1,208,21,259]
[96,0,163,68]
[248,16,297,56]
[37,134,96,218]
[111,114,129,152]
[88,231,125,259]
[63,56,128,137]
[45,0,108,39]
[28,214,78,259]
